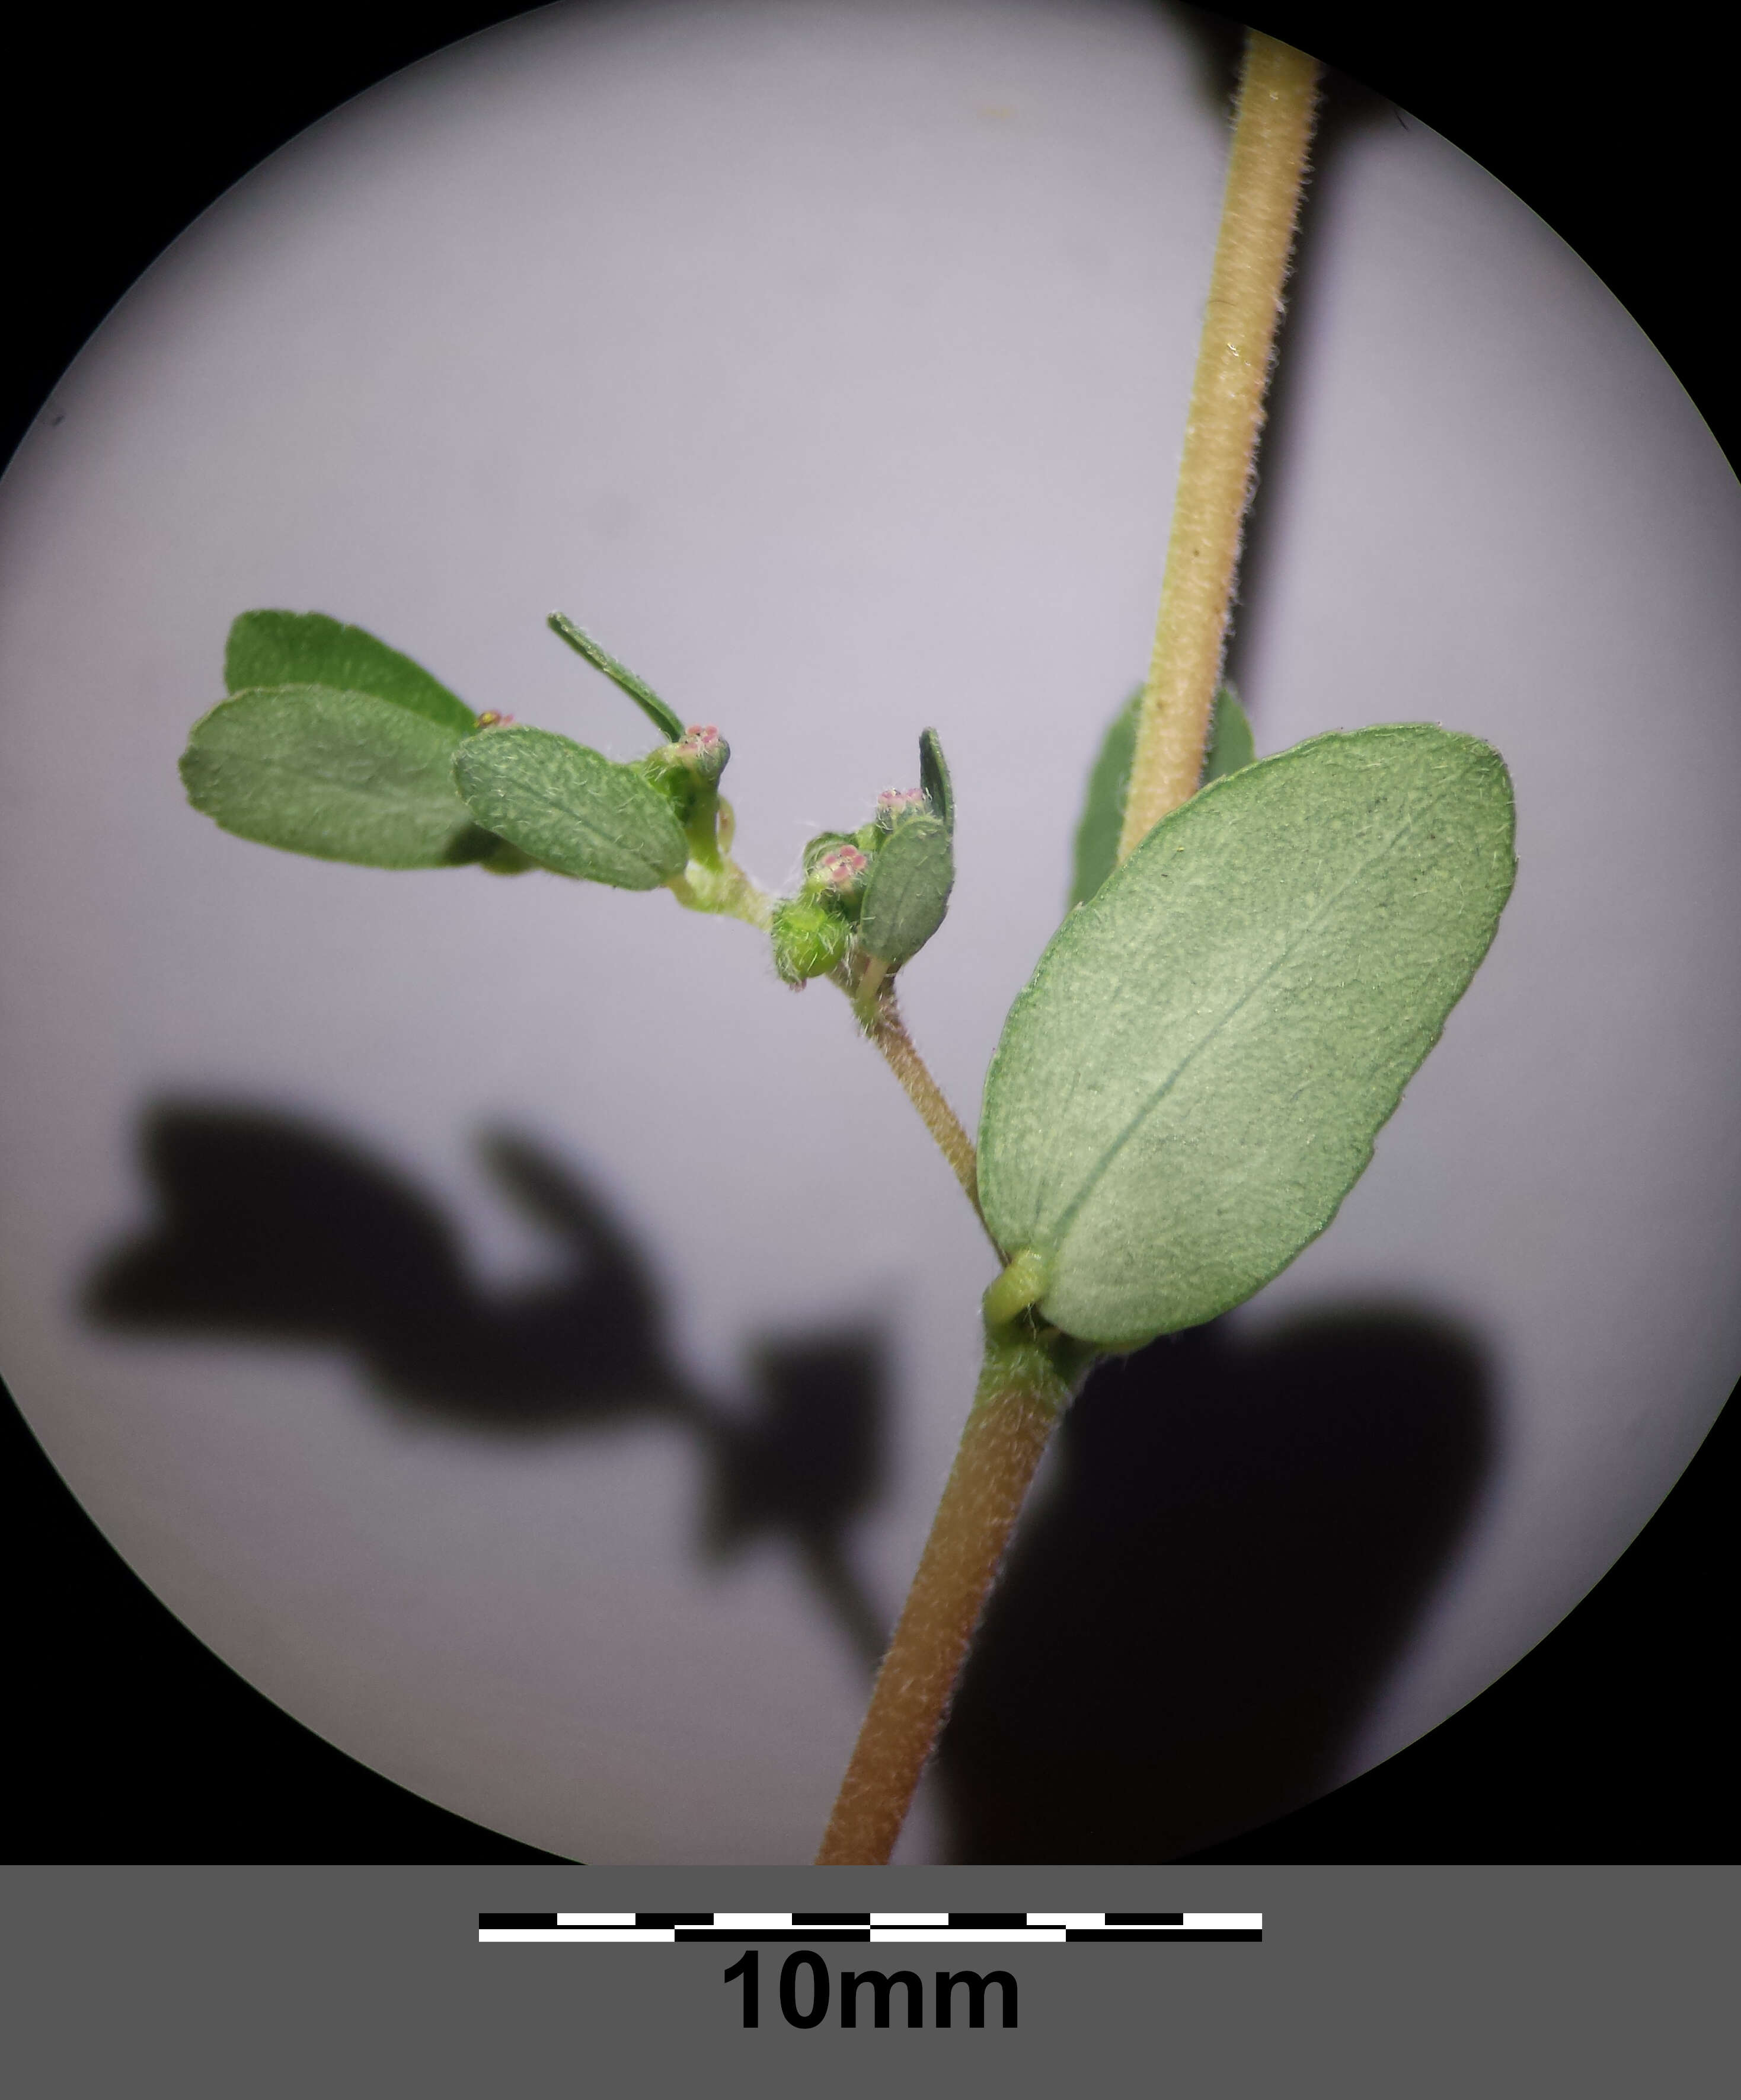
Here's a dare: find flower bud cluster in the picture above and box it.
[874,786,927,831]
[644,724,730,791]
[808,841,870,909]
[771,761,945,986]
[675,723,729,783]
[641,723,732,842]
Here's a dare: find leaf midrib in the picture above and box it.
[489,759,669,864]
[216,741,462,819]
[1042,797,1434,1259]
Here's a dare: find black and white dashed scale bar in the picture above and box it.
[479,1911,1261,1943]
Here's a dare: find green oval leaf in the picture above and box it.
[452,725,687,888]
[1069,684,1255,909]
[180,685,495,867]
[983,726,1516,1349]
[224,612,478,738]
[858,813,954,968]
[919,727,954,832]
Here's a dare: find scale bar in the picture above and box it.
[480,1910,1261,1944]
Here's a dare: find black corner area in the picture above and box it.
[2,1367,570,1863]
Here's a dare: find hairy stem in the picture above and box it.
[673,837,979,1212]
[667,856,773,927]
[815,29,1323,1872]
[1118,31,1320,856]
[858,984,985,1225]
[814,1329,1078,1864]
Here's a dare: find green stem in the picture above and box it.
[670,850,980,1227]
[667,857,774,928]
[814,1315,1090,1865]
[1117,31,1321,857]
[854,981,987,1231]
[849,953,889,1024]
[816,28,1322,1872]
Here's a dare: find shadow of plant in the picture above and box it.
[85,1102,1493,1862]
[937,1308,1493,1860]
[83,1100,890,1670]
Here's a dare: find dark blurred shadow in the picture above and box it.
[1167,2,1246,114]
[87,1107,1495,1857]
[84,1100,889,1668]
[937,1307,1494,1860]
[705,1334,890,1670]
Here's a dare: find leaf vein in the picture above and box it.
[1046,797,1435,1252]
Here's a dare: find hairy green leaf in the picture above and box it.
[452,725,688,888]
[181,685,495,867]
[547,612,686,745]
[983,726,1516,1348]
[1069,684,1256,909]
[858,813,954,968]
[223,611,477,738]
[919,727,954,832]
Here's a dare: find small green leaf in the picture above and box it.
[452,725,687,889]
[1069,687,1141,909]
[223,612,477,738]
[547,612,686,745]
[181,685,495,867]
[919,727,954,832]
[1069,684,1256,909]
[858,813,954,968]
[1202,683,1256,784]
[983,726,1516,1349]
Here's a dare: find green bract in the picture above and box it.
[1070,682,1254,909]
[919,726,954,832]
[223,610,478,738]
[981,725,1516,1349]
[858,815,954,968]
[180,685,495,869]
[452,725,688,888]
[547,611,686,744]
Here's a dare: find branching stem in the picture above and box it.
[856,982,986,1231]
[670,855,980,1217]
[666,856,772,927]
[816,26,1322,1869]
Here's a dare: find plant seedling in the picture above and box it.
[175,31,1515,1863]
